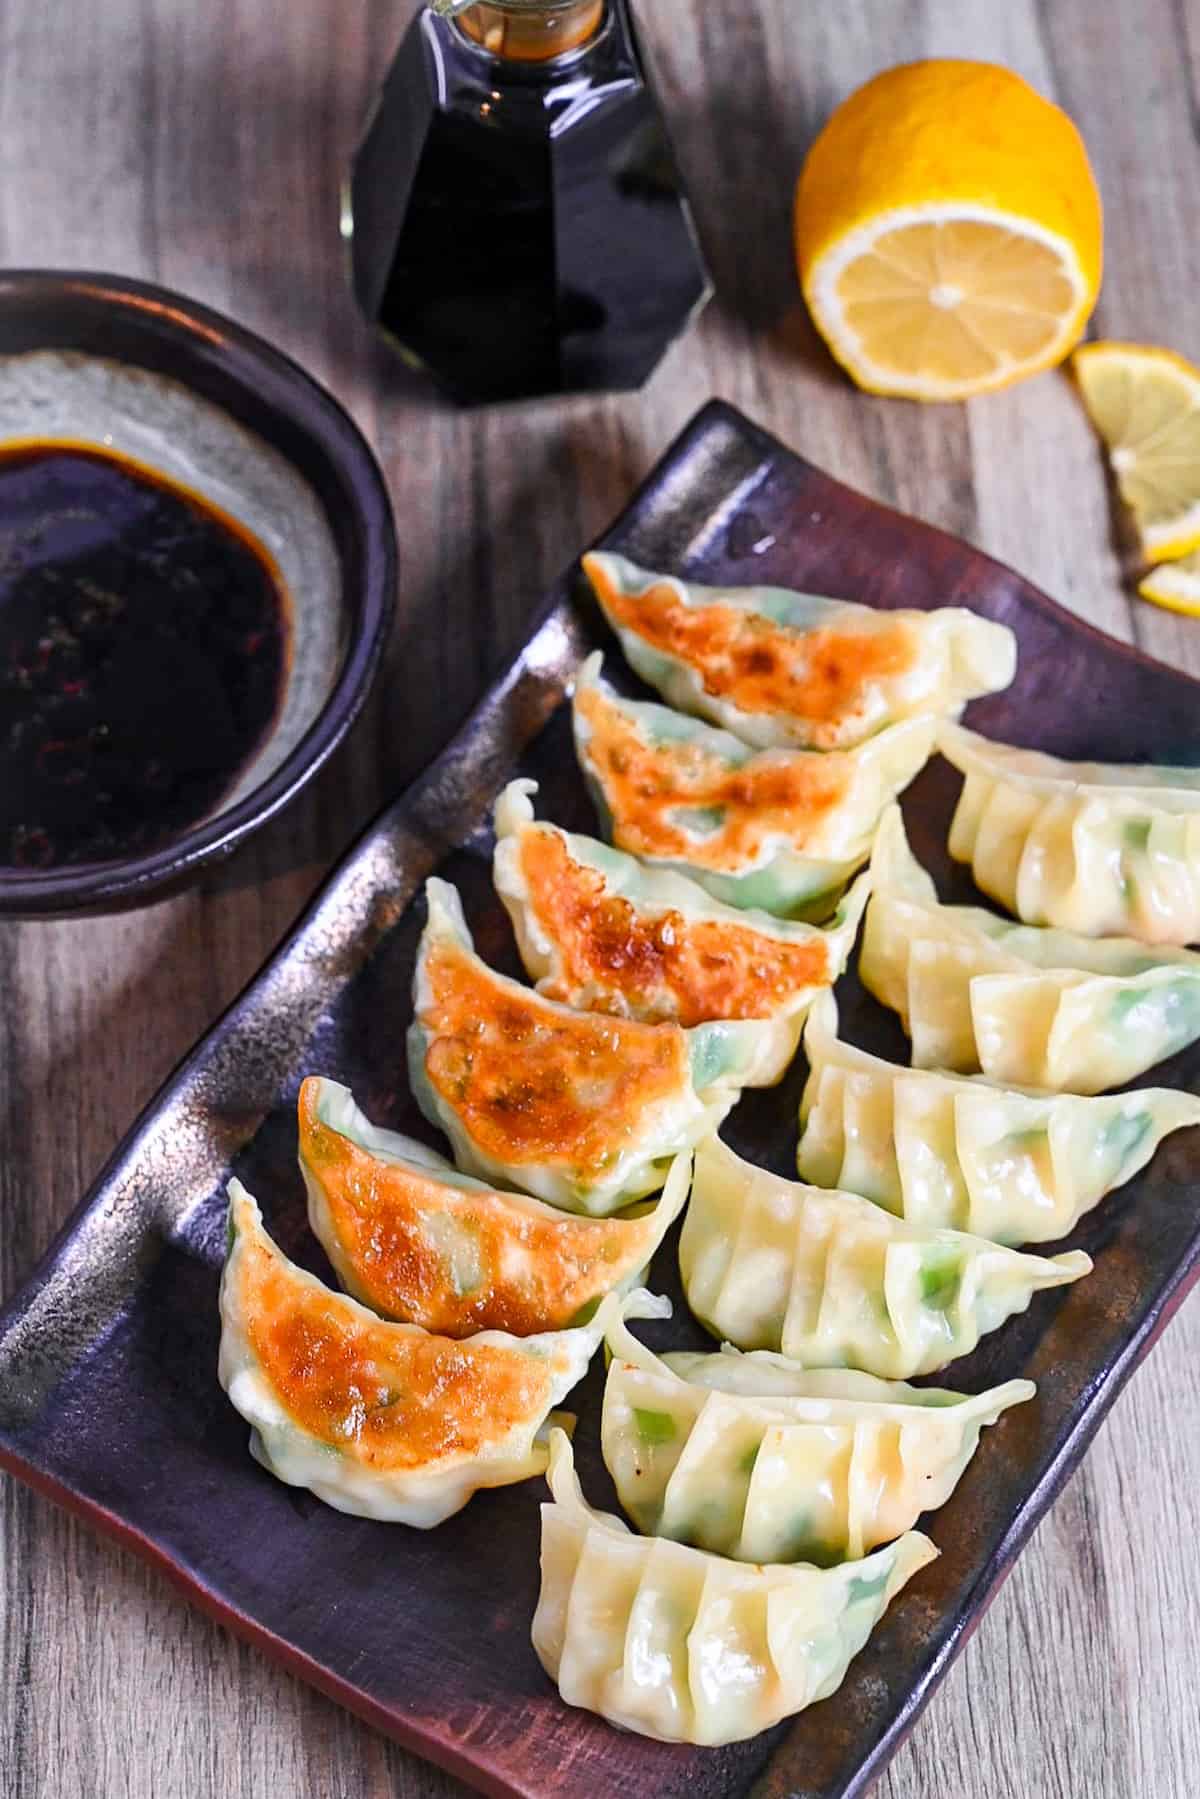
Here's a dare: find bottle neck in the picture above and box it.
[454,0,606,63]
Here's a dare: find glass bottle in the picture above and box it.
[344,0,712,405]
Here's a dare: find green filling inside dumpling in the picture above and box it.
[644,709,722,750]
[780,1519,842,1568]
[1098,1109,1153,1166]
[634,1408,678,1445]
[670,804,727,838]
[920,1248,963,1312]
[1110,978,1200,1039]
[1005,1127,1049,1152]
[844,1565,891,1606]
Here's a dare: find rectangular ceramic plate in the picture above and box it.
[4,400,1200,1799]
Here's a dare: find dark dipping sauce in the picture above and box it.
[0,440,290,871]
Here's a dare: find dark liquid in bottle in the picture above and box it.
[0,442,290,871]
[347,0,711,405]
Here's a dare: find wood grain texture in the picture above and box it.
[0,1,1196,1796]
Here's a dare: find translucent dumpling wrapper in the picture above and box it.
[600,1293,1033,1562]
[299,1078,692,1334]
[679,1136,1090,1378]
[941,721,1200,945]
[218,1180,641,1525]
[571,652,935,917]
[584,551,1016,751]
[407,878,770,1214]
[492,777,869,1085]
[859,805,1200,1093]
[532,1428,937,1746]
[798,992,1200,1243]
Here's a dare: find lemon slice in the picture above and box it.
[1073,343,1200,562]
[794,61,1103,402]
[1138,549,1200,618]
[807,211,1095,400]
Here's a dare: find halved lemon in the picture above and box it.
[795,61,1103,401]
[1138,549,1200,618]
[1073,343,1200,562]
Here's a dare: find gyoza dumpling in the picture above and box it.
[798,993,1200,1243]
[408,879,769,1214]
[572,652,934,917]
[679,1136,1090,1377]
[601,1295,1032,1562]
[860,805,1200,1093]
[492,778,869,1084]
[300,1080,692,1334]
[942,721,1200,944]
[218,1181,635,1525]
[532,1428,936,1746]
[584,552,1016,750]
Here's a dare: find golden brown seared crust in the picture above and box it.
[235,1229,551,1470]
[518,828,830,1024]
[418,935,689,1177]
[298,1079,657,1336]
[575,679,848,870]
[586,553,916,747]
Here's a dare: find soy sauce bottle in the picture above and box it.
[344,0,712,405]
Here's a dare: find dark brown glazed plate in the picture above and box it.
[3,399,1200,1798]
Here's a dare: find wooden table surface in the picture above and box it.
[2,1,1199,1795]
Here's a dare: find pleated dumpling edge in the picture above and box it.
[571,652,935,918]
[492,776,868,1083]
[532,1427,937,1746]
[798,990,1200,1241]
[583,550,1016,751]
[860,804,1200,1092]
[941,720,1200,944]
[299,1076,694,1334]
[679,1134,1090,1378]
[600,1290,1032,1563]
[407,877,769,1212]
[218,1181,644,1526]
